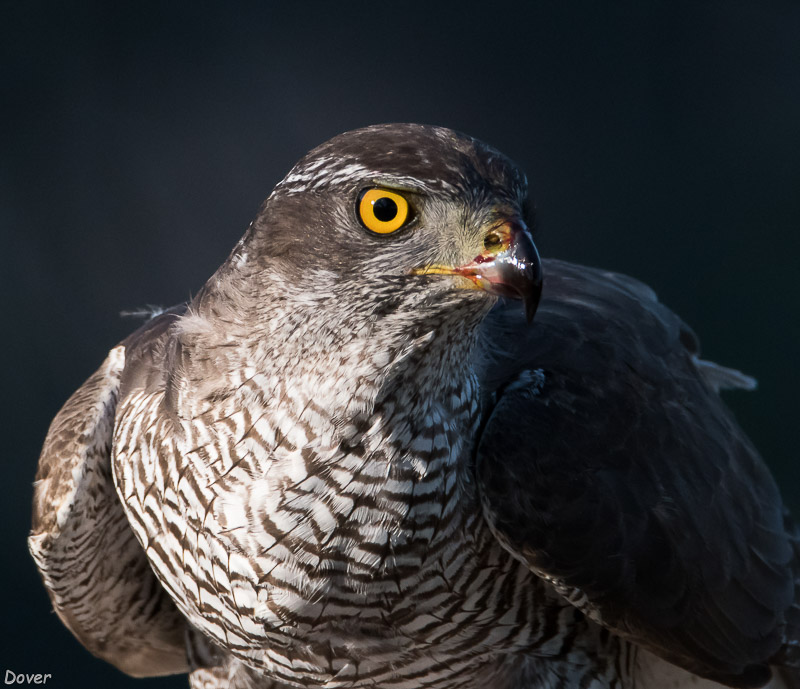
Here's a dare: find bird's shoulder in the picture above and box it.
[29,306,189,676]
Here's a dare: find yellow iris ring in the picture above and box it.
[358,188,410,234]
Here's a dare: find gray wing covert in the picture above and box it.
[476,259,800,688]
[29,310,189,677]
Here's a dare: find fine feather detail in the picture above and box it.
[693,356,758,392]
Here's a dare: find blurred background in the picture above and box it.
[2,1,799,686]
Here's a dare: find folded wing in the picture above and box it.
[29,311,188,677]
[476,259,800,688]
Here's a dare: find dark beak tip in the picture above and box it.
[524,294,539,324]
[522,267,543,323]
[516,230,543,325]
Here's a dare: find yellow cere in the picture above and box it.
[358,188,410,234]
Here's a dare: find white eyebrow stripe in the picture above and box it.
[278,163,458,196]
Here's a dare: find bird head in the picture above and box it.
[198,124,541,358]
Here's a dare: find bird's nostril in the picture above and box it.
[484,232,503,251]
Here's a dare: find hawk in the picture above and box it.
[29,124,800,689]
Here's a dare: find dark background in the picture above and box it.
[2,1,799,686]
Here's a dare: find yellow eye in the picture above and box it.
[357,188,411,234]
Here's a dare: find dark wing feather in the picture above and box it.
[476,259,799,688]
[29,309,188,677]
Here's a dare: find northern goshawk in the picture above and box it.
[29,124,800,688]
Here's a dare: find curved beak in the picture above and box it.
[413,220,543,323]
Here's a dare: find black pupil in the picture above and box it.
[373,196,398,222]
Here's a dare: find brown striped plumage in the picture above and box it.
[30,125,800,689]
